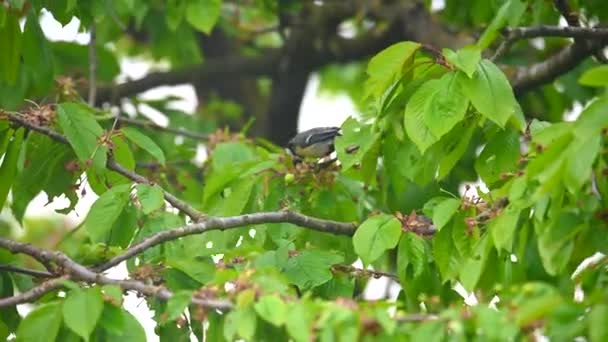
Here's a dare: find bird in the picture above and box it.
[286,126,342,159]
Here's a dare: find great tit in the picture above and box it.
[286,126,341,159]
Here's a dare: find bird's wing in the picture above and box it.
[302,127,341,146]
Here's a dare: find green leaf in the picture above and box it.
[211,142,257,170]
[15,302,62,342]
[432,198,461,230]
[136,184,165,214]
[579,65,608,87]
[57,102,105,169]
[366,41,421,97]
[186,0,222,34]
[51,42,120,82]
[335,117,380,171]
[490,205,520,252]
[104,310,146,342]
[224,307,256,341]
[475,306,519,340]
[403,80,439,153]
[165,291,193,322]
[207,176,256,216]
[0,128,23,210]
[122,127,166,165]
[397,232,428,279]
[99,305,125,335]
[0,14,21,85]
[564,135,601,194]
[433,223,460,282]
[254,295,287,326]
[475,128,520,185]
[286,301,316,342]
[284,250,344,290]
[22,11,54,94]
[352,214,402,265]
[0,273,20,333]
[424,72,469,139]
[84,183,132,243]
[459,234,493,291]
[589,304,608,342]
[443,46,481,78]
[62,287,104,341]
[165,258,215,285]
[574,94,608,138]
[11,134,77,222]
[459,59,518,127]
[477,0,526,49]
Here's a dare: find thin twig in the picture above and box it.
[116,116,209,140]
[106,157,206,221]
[0,264,53,278]
[331,264,398,281]
[5,112,207,222]
[88,24,97,106]
[395,313,439,323]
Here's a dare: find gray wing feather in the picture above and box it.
[299,127,341,147]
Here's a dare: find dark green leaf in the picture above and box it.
[22,11,54,94]
[433,223,460,282]
[475,128,520,185]
[397,232,428,279]
[0,14,21,85]
[490,205,520,252]
[0,128,23,210]
[104,309,146,342]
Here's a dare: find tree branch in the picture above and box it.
[0,264,53,278]
[88,24,97,106]
[95,51,281,105]
[6,112,207,222]
[105,157,205,221]
[0,237,233,310]
[503,25,608,40]
[0,277,68,308]
[93,210,358,272]
[512,39,607,95]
